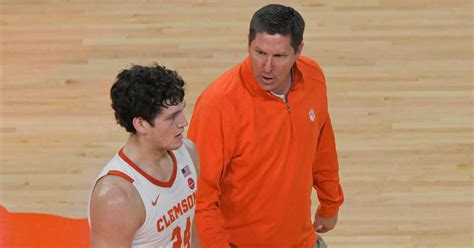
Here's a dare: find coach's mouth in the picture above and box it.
[262,75,275,85]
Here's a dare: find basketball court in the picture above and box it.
[1,1,472,247]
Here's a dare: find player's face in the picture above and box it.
[248,32,303,95]
[148,101,188,150]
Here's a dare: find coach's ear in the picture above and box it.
[132,117,148,135]
[295,41,304,56]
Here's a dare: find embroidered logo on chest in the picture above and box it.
[309,108,316,122]
[188,178,195,190]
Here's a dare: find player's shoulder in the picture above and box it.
[183,138,197,154]
[89,173,145,240]
[182,139,199,170]
[91,173,141,210]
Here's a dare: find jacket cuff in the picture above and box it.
[316,205,339,218]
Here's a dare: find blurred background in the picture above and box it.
[1,1,472,247]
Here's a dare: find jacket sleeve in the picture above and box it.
[312,113,344,218]
[187,96,235,247]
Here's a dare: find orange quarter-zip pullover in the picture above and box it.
[188,56,344,248]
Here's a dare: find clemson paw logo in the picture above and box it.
[309,108,316,122]
[188,178,195,190]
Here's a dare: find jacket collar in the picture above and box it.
[240,56,304,99]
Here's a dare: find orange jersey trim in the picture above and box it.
[107,169,134,183]
[118,148,177,188]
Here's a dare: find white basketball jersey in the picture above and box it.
[88,144,197,248]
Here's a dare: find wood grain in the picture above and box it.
[1,1,472,247]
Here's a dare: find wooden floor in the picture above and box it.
[1,0,472,247]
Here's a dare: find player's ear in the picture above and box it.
[132,117,148,135]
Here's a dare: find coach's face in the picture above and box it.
[248,32,303,95]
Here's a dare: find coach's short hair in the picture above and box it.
[248,4,305,53]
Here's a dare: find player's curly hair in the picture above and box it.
[110,63,185,133]
[248,4,305,53]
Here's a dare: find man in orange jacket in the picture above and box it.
[188,4,344,248]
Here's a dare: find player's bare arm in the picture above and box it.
[89,175,145,248]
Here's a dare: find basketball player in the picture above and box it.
[88,64,199,247]
[188,4,343,248]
